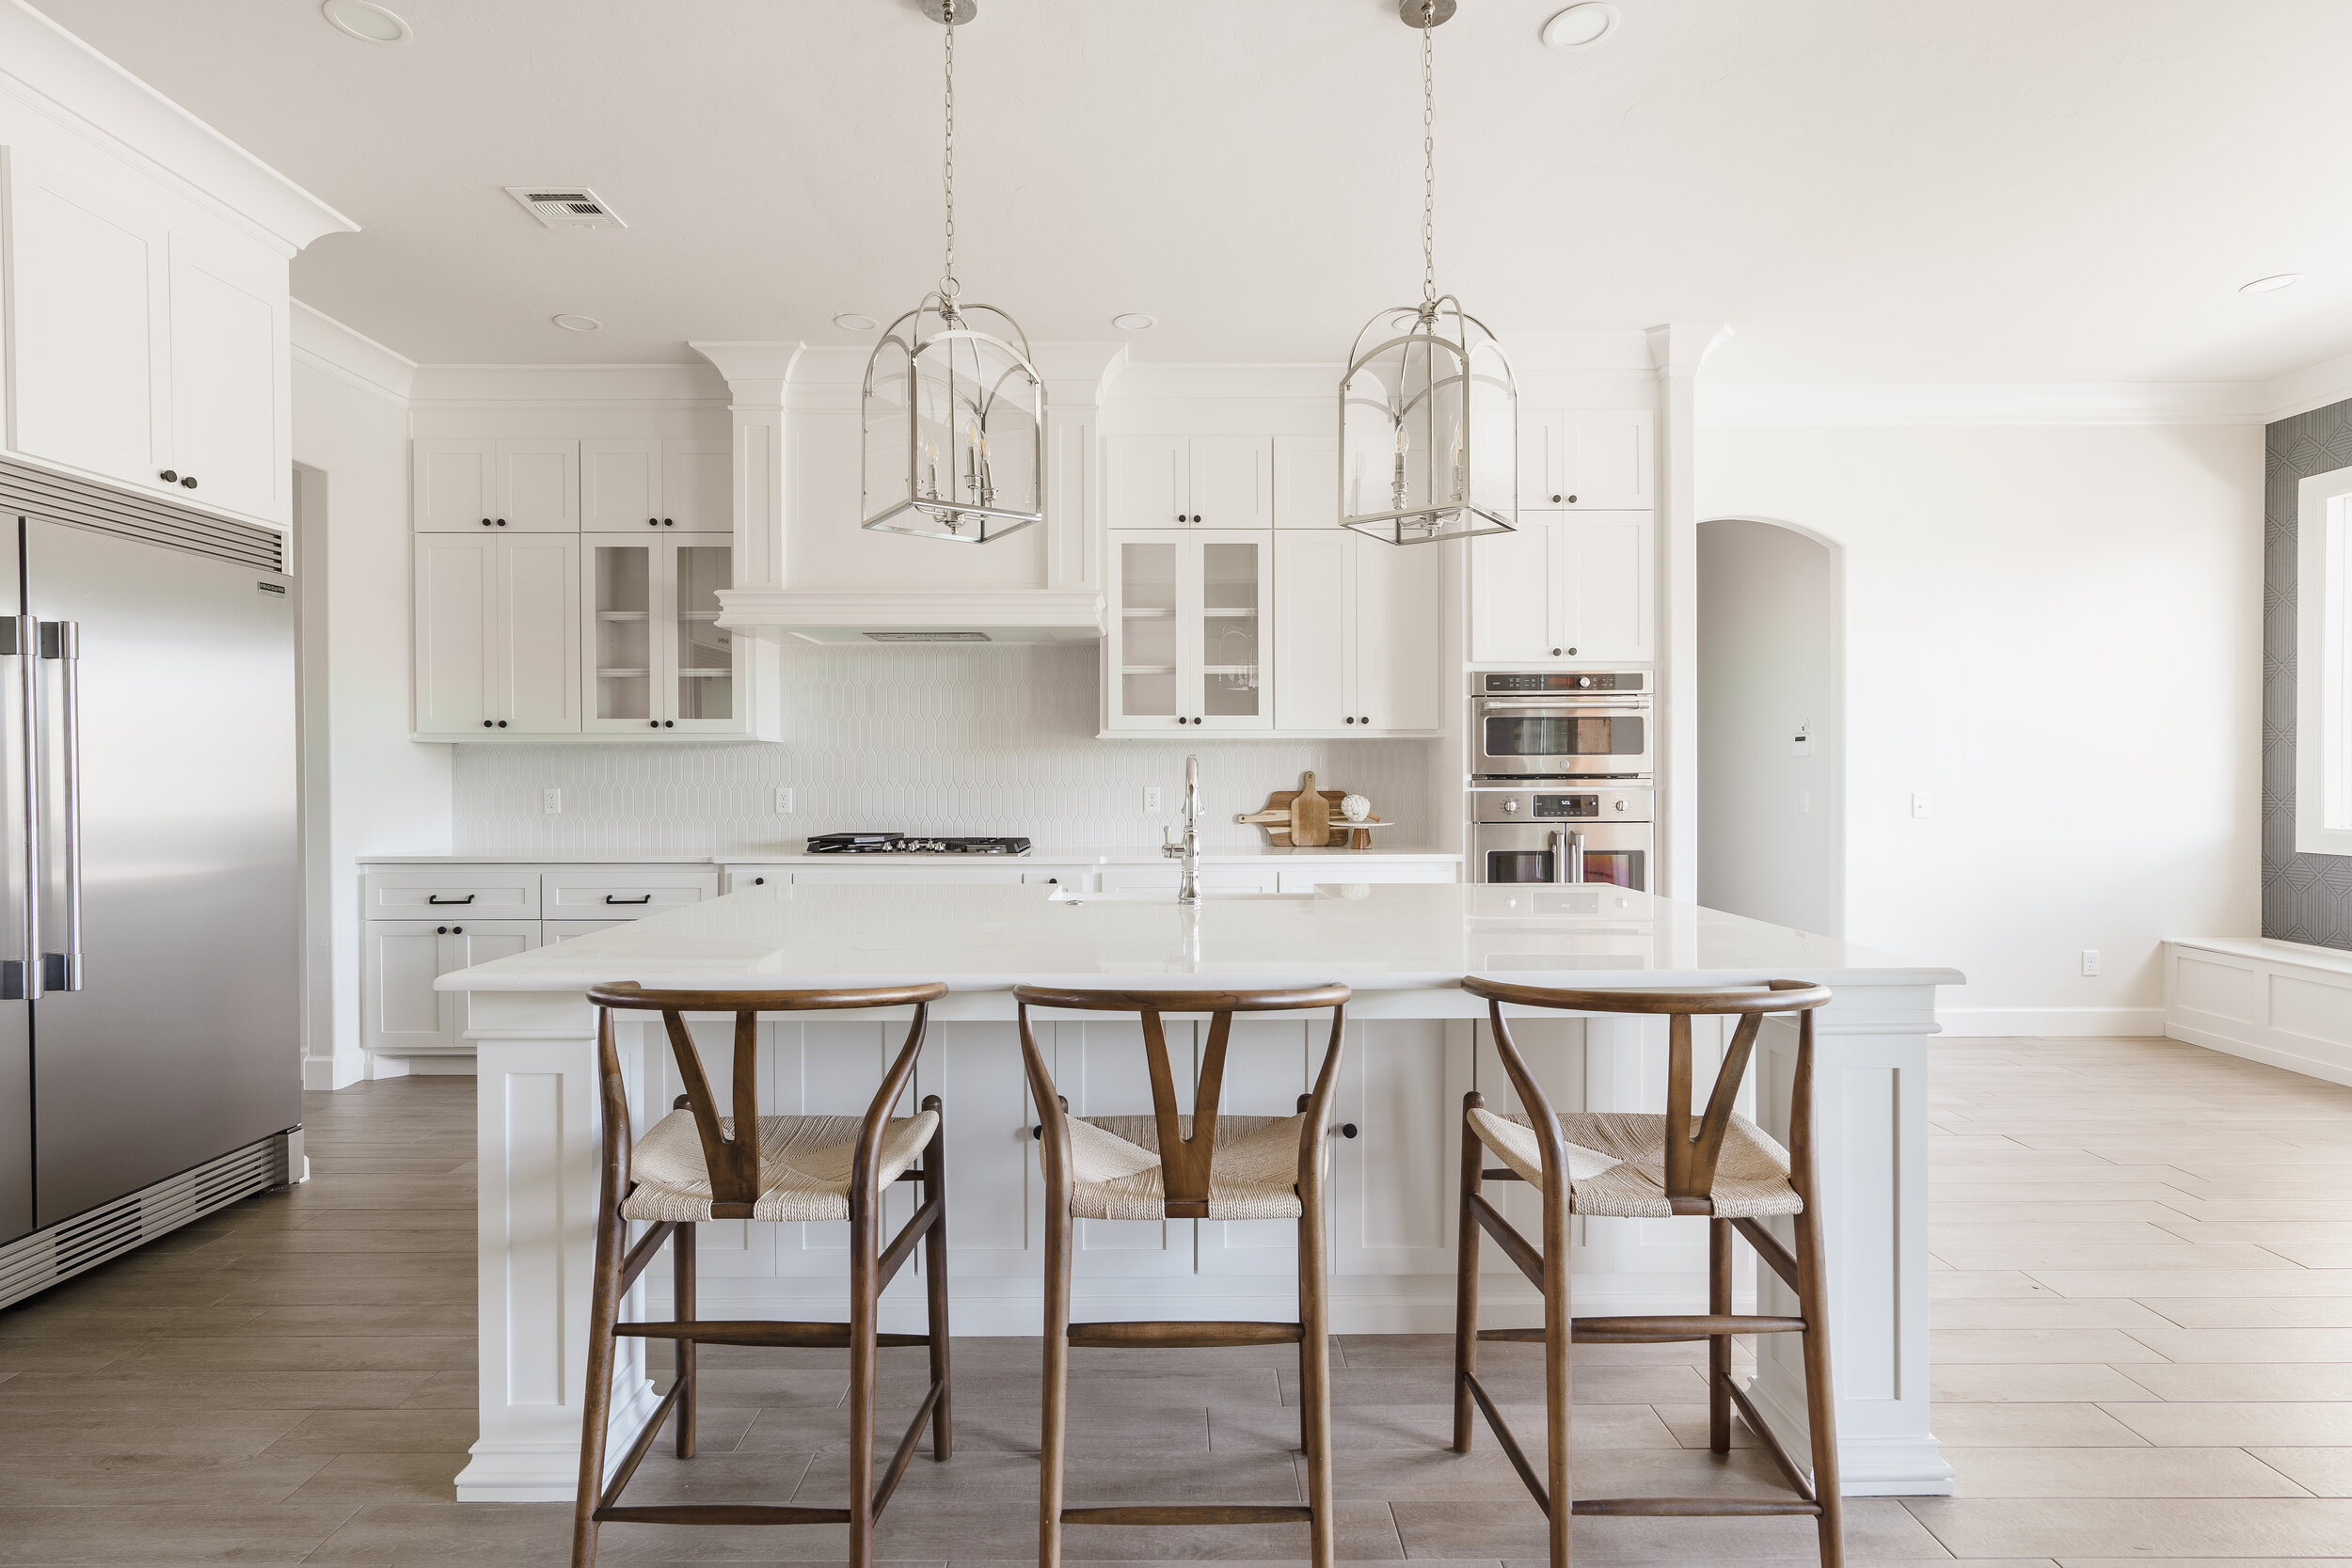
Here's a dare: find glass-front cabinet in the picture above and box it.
[581,533,737,734]
[1106,530,1271,733]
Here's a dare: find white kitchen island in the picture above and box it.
[437,880,1962,1504]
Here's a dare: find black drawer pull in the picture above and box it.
[603,894,654,905]
[426,894,475,905]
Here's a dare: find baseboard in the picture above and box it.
[1933,1006,2165,1037]
[2167,1020,2352,1088]
[304,1053,366,1091]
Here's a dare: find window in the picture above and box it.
[2296,464,2352,854]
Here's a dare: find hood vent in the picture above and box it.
[866,631,991,643]
[506,187,627,229]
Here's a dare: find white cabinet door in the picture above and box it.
[165,241,284,522]
[1274,529,1350,731]
[413,535,497,734]
[1563,511,1654,661]
[1190,531,1272,731]
[1273,434,1341,530]
[1560,410,1653,510]
[914,1022,1042,1283]
[580,438,662,531]
[661,438,732,531]
[665,534,739,734]
[1189,436,1274,529]
[362,921,453,1053]
[1106,533,1182,731]
[413,439,499,532]
[1104,436,1187,528]
[495,439,580,531]
[1470,517,1561,662]
[447,921,544,1041]
[5,151,170,495]
[495,535,580,734]
[1353,533,1443,734]
[1331,1020,1469,1276]
[580,534,658,734]
[1518,411,1567,511]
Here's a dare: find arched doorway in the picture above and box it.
[1697,517,1844,936]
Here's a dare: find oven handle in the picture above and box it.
[1549,829,1586,884]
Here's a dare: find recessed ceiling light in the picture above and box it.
[1540,2,1619,50]
[1111,312,1157,332]
[2240,273,2303,294]
[551,313,601,332]
[321,0,410,44]
[833,312,879,332]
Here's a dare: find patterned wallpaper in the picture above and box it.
[453,642,1438,853]
[2264,397,2352,945]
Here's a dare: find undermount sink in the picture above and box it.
[1047,886,1308,904]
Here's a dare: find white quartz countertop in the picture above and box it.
[436,881,1962,994]
[361,845,1461,866]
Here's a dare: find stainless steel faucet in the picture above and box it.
[1161,753,1202,905]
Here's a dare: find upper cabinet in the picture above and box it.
[414,438,580,532]
[3,146,290,526]
[1105,530,1273,733]
[1518,410,1653,511]
[1105,436,1274,529]
[1273,434,1340,530]
[1273,529,1442,735]
[580,437,730,532]
[581,532,739,735]
[1469,512,1654,664]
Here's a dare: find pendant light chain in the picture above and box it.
[1421,0,1437,309]
[940,0,959,309]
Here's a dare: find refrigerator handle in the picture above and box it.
[40,620,78,992]
[3,616,38,1001]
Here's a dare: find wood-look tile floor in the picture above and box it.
[2,1037,2349,1563]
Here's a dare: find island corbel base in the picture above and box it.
[449,982,1949,1503]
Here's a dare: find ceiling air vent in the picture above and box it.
[505,186,627,230]
[866,631,992,642]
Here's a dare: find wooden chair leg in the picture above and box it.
[1038,1203,1072,1568]
[570,1201,627,1568]
[1298,1184,1335,1568]
[1792,1205,1844,1568]
[674,1221,697,1460]
[1540,1178,1573,1568]
[921,1096,953,1462]
[849,1201,878,1568]
[1708,1217,1731,1455]
[1453,1090,1485,1455]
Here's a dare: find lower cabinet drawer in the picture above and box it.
[366,870,539,920]
[542,867,721,918]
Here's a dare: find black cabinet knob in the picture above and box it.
[182,476,198,489]
[1190,514,1201,523]
[662,518,674,527]
[496,720,507,728]
[663,720,675,728]
[1344,716,1355,724]
[752,876,765,885]
[1337,1122,1359,1139]
[1565,494,1577,504]
[648,517,659,528]
[1360,716,1370,725]
[160,469,179,483]
[1550,493,1562,502]
[1551,647,1563,657]
[482,720,492,728]
[1566,647,1577,656]
[494,518,507,527]
[482,518,493,527]
[1175,514,1184,523]
[436,926,447,935]
[451,925,463,934]
[648,721,660,729]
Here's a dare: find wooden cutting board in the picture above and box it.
[1236,771,1348,847]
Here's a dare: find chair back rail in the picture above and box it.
[1013,983,1351,1214]
[1460,977,1830,1209]
[588,980,949,1221]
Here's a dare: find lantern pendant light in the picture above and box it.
[860,0,1043,545]
[1339,0,1518,546]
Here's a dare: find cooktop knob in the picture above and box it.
[1502,798,1519,814]
[1614,800,1628,812]
[1577,675,1594,689]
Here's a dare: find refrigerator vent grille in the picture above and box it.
[0,1134,290,1310]
[0,458,284,573]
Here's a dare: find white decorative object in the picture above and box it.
[1342,793,1372,822]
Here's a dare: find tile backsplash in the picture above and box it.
[453,643,1438,853]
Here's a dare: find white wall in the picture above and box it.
[292,333,451,1088]
[1698,517,1841,935]
[1698,421,2263,1035]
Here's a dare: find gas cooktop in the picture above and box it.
[803,832,1033,856]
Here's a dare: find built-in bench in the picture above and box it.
[2165,936,2352,1086]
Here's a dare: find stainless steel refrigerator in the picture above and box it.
[0,468,299,1308]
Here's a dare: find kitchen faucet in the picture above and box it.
[1162,753,1202,905]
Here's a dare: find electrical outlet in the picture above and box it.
[1911,792,1931,818]
[2081,949,2101,977]
[542,787,562,815]
[1145,785,1164,812]
[774,787,795,815]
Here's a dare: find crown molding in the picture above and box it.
[1698,380,2270,428]
[406,362,727,408]
[291,302,416,405]
[0,0,354,255]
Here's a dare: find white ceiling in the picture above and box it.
[29,0,2352,382]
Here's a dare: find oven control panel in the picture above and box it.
[1474,787,1653,824]
[1475,671,1646,694]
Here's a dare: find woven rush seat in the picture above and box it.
[1063,1113,1311,1221]
[622,1109,940,1224]
[1468,1108,1803,1220]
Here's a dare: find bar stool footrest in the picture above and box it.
[1060,1504,1315,1525]
[614,1320,930,1349]
[593,1504,854,1526]
[1068,1320,1303,1349]
[1571,1497,1821,1518]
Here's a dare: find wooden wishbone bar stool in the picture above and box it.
[1453,976,1842,1568]
[1015,983,1351,1568]
[572,980,953,1568]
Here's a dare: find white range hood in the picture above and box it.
[715,587,1104,646]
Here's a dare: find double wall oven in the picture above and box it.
[1470,672,1653,889]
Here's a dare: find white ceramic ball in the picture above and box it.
[1341,794,1372,823]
